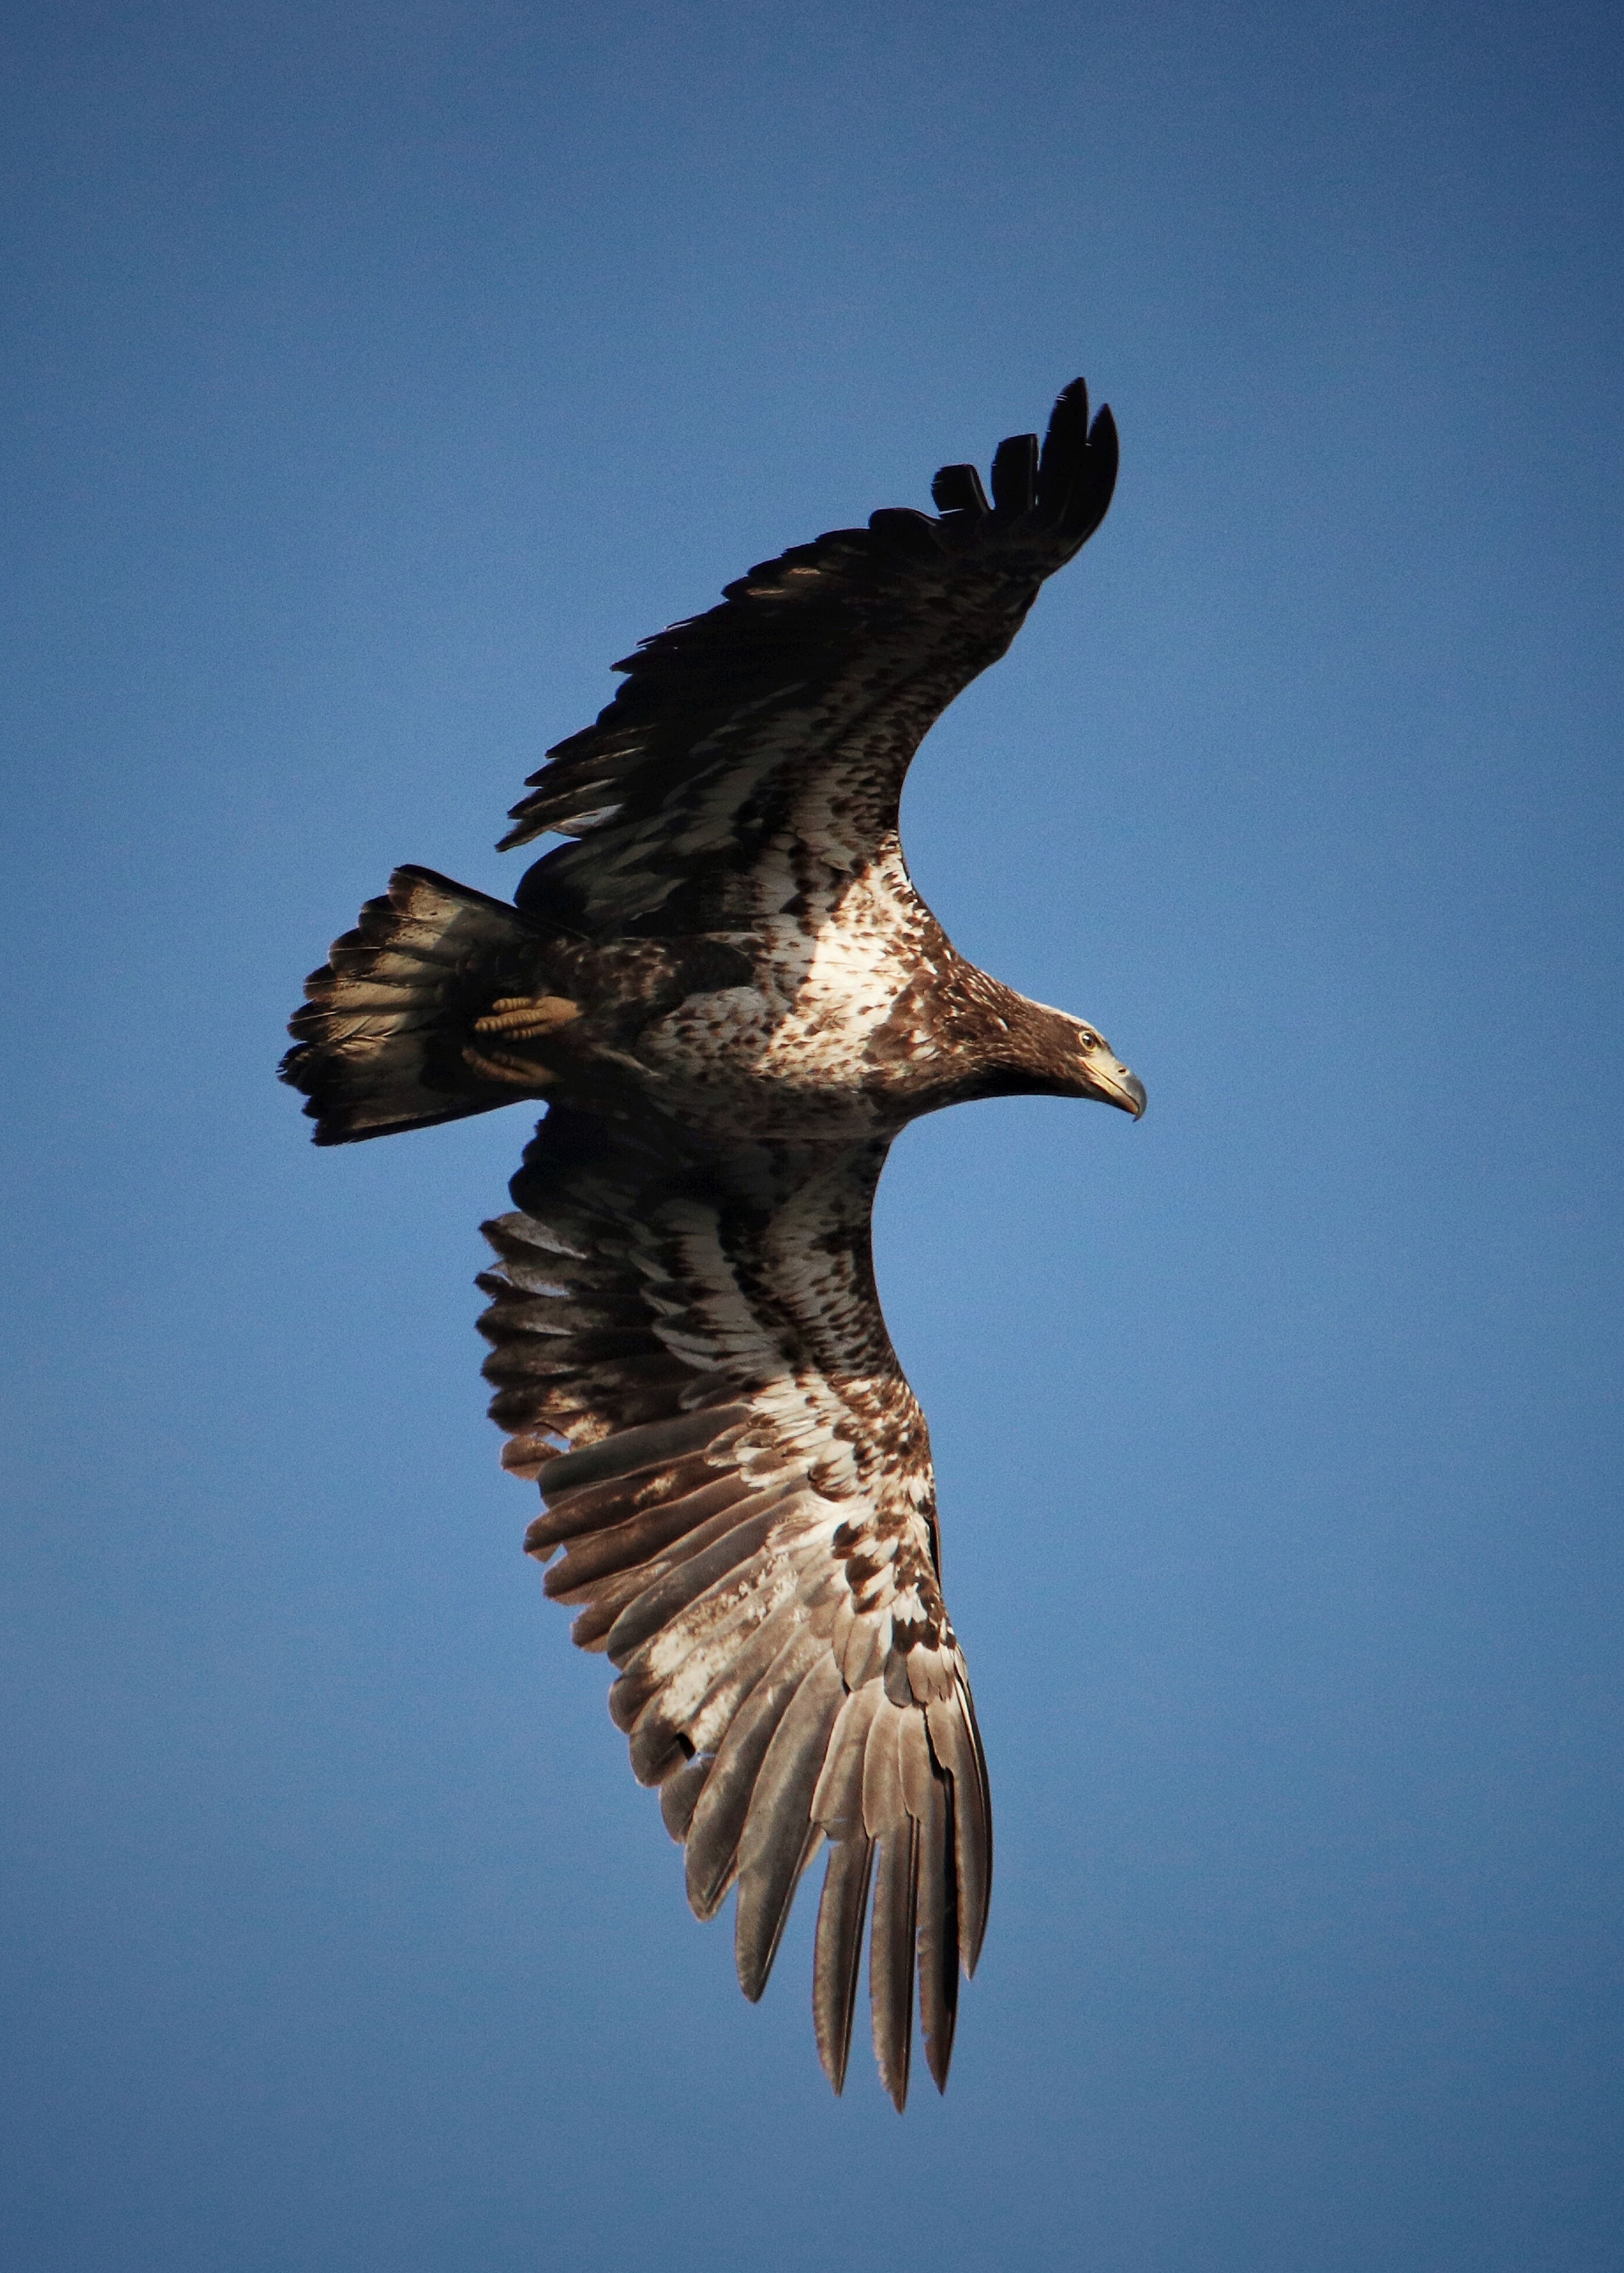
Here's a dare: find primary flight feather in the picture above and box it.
[282,378,1143,2108]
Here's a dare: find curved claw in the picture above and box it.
[474,995,580,1040]
[462,1043,554,1090]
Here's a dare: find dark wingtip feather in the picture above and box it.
[870,1820,920,2112]
[734,1659,846,1999]
[1027,378,1119,551]
[989,431,1039,518]
[930,462,990,517]
[926,1685,993,1979]
[1034,378,1088,514]
[736,1822,825,2004]
[813,1836,875,2095]
[867,506,944,560]
[1069,402,1119,543]
[917,1771,960,2093]
[685,1630,824,1924]
[660,1757,710,1843]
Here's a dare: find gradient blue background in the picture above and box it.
[3,4,1620,2267]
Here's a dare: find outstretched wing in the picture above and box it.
[477,1103,991,2107]
[504,380,1117,935]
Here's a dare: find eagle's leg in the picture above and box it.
[473,995,582,1040]
[461,1045,554,1088]
[461,994,581,1090]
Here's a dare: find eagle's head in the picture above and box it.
[1063,1017,1147,1117]
[959,987,1147,1116]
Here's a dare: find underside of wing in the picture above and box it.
[503,380,1117,935]
[477,1103,992,2105]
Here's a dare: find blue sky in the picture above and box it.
[2,3,1620,2268]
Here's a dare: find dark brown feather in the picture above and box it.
[925,1688,992,1975]
[604,1505,787,1669]
[684,1629,825,1920]
[538,1476,756,1595]
[813,1835,875,2095]
[914,1748,960,2092]
[659,1757,711,1843]
[870,1818,921,2112]
[734,1654,847,1999]
[525,1455,746,1553]
[527,1404,752,1498]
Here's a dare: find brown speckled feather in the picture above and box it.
[477,1102,992,2104]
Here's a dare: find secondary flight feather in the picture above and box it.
[281,378,1143,2108]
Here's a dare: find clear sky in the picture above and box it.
[2,3,1620,2268]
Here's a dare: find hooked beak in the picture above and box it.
[1082,1046,1147,1118]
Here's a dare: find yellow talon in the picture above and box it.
[462,1044,554,1090]
[474,995,580,1039]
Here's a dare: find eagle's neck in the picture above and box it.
[865,955,1092,1113]
[954,979,1097,1102]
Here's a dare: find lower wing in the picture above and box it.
[477,1102,991,2106]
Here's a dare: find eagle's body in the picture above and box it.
[636,852,940,1137]
[283,381,1142,2108]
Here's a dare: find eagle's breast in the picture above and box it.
[627,839,946,1136]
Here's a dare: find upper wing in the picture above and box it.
[477,1102,990,2107]
[503,380,1117,935]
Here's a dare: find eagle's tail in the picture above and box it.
[281,866,557,1146]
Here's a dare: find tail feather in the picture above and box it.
[281,866,549,1145]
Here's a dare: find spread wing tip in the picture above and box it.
[930,376,1116,550]
[492,375,1117,876]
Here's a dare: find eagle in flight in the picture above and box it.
[283,379,1142,2109]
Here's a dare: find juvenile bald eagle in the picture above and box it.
[282,379,1142,2108]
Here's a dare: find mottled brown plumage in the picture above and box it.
[281,379,1143,2107]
